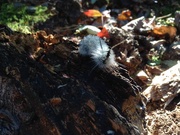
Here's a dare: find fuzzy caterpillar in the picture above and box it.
[78,35,118,69]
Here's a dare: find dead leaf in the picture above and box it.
[35,30,47,39]
[31,47,45,59]
[97,27,110,38]
[84,9,102,17]
[145,64,164,77]
[118,10,132,21]
[49,97,62,106]
[75,25,101,35]
[43,34,59,45]
[152,26,177,40]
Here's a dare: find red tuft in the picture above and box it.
[97,28,110,38]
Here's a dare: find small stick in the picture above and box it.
[156,13,172,20]
[111,37,131,49]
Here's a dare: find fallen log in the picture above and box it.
[0,29,145,135]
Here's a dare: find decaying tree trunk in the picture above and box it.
[0,30,146,135]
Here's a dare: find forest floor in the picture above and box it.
[0,0,179,134]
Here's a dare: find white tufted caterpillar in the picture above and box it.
[79,35,117,69]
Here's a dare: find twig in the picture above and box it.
[156,13,172,20]
[111,37,131,49]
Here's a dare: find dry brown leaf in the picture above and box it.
[84,9,102,17]
[49,97,62,106]
[151,26,177,40]
[31,47,45,59]
[118,10,132,21]
[145,65,164,77]
[35,30,47,38]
